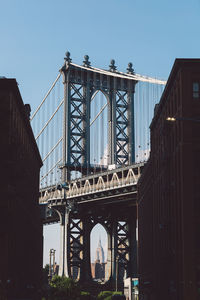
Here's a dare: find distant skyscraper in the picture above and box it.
[91,237,106,281]
[95,237,105,263]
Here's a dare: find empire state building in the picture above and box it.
[91,238,106,281]
[95,238,105,263]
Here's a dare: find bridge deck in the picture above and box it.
[40,163,145,224]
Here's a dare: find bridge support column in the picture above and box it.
[127,82,136,164]
[108,79,117,165]
[107,211,137,288]
[111,219,119,288]
[79,217,92,282]
[106,227,113,282]
[62,65,71,182]
[57,207,70,277]
[82,82,91,176]
[128,215,137,278]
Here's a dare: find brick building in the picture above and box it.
[0,78,43,299]
[138,59,200,300]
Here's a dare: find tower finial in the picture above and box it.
[83,55,91,67]
[64,51,72,63]
[127,62,134,74]
[109,59,117,72]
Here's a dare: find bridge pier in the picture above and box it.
[128,216,137,278]
[79,216,92,282]
[55,206,137,289]
[56,207,70,277]
[108,213,138,287]
[55,209,92,280]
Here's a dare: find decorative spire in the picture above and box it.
[95,237,105,263]
[127,62,134,74]
[109,59,117,72]
[98,236,102,247]
[64,51,72,63]
[83,55,91,67]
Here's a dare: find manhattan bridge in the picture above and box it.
[31,52,166,289]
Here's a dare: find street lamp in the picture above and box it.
[49,249,56,280]
[166,116,200,123]
[166,117,176,122]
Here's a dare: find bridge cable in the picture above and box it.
[70,63,166,85]
[41,159,62,182]
[35,99,64,140]
[90,103,107,126]
[30,73,61,121]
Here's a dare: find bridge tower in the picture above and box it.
[60,52,136,181]
[51,52,138,289]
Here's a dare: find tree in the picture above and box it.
[43,264,49,284]
[80,291,91,300]
[97,291,123,300]
[49,276,80,300]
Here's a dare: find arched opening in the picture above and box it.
[90,90,109,171]
[43,223,60,271]
[90,223,108,283]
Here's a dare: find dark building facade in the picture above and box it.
[0,79,43,299]
[138,59,200,300]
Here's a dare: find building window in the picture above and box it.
[193,82,199,99]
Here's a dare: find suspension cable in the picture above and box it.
[42,138,63,163]
[41,159,62,182]
[30,73,61,121]
[35,99,64,140]
[70,63,166,85]
[32,65,165,125]
[90,103,107,126]
[91,90,99,101]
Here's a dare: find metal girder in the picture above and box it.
[116,91,129,164]
[116,220,130,279]
[69,218,83,280]
[69,84,86,169]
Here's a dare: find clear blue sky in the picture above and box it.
[1,0,200,266]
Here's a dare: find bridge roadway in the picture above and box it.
[40,162,145,224]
